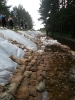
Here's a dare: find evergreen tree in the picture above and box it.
[11,5,33,29]
[39,0,75,38]
[0,0,10,15]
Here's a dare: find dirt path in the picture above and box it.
[0,35,75,100]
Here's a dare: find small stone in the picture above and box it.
[41,71,46,78]
[30,67,36,72]
[30,80,38,86]
[29,86,36,96]
[38,66,44,70]
[37,76,43,82]
[8,75,24,84]
[30,74,36,80]
[36,81,45,92]
[23,71,32,78]
[34,92,42,100]
[26,66,31,71]
[29,96,34,100]
[37,70,42,76]
[17,58,28,65]
[21,78,30,86]
[16,86,29,99]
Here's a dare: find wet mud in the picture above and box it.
[45,45,75,100]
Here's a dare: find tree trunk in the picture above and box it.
[60,19,63,36]
[62,0,64,7]
[67,0,70,6]
[51,26,54,36]
[63,0,65,7]
[71,26,75,38]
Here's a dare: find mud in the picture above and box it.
[45,45,75,100]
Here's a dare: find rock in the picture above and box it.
[0,93,13,99]
[17,65,26,71]
[70,50,75,57]
[17,58,28,65]
[26,66,31,71]
[0,85,5,92]
[40,64,46,67]
[34,92,42,100]
[30,74,36,80]
[34,56,37,60]
[9,55,17,62]
[8,75,24,84]
[31,59,36,63]
[37,76,43,82]
[29,96,34,100]
[30,67,36,72]
[0,92,8,99]
[28,56,32,61]
[41,71,46,78]
[7,83,18,95]
[38,66,44,70]
[37,70,42,76]
[21,78,30,86]
[44,60,49,65]
[28,62,34,66]
[32,72,37,75]
[29,86,36,96]
[25,62,28,66]
[36,81,45,92]
[23,71,32,78]
[13,69,23,75]
[16,86,29,99]
[30,80,38,86]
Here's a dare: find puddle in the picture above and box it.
[44,45,75,100]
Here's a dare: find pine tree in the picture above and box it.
[11,5,33,29]
[0,0,10,14]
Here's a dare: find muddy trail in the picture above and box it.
[0,35,75,100]
[44,45,75,100]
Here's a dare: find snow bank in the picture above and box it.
[40,37,59,45]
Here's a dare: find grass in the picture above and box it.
[48,32,75,42]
